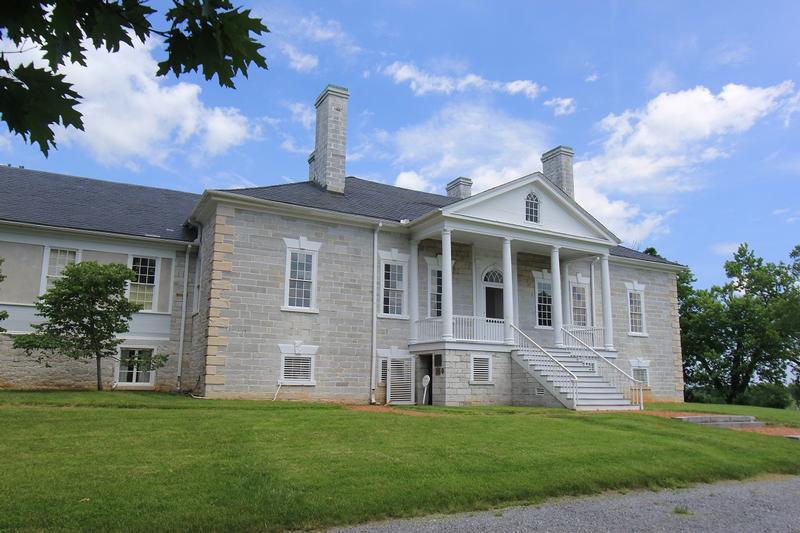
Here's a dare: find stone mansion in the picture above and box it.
[0,85,685,409]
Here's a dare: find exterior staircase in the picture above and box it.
[511,325,643,411]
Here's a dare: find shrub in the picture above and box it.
[737,383,794,409]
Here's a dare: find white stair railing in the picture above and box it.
[563,325,604,349]
[562,327,644,409]
[511,324,579,409]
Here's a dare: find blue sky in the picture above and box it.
[2,0,799,286]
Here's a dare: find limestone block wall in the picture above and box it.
[201,203,417,401]
[435,350,512,406]
[510,356,564,408]
[606,263,684,402]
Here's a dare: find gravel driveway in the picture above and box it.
[331,476,800,533]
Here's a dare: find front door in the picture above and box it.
[485,287,504,319]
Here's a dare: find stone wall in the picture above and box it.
[434,350,512,406]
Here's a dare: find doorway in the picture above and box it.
[482,267,504,319]
[418,354,433,405]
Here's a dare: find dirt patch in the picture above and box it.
[734,426,800,437]
[348,405,443,417]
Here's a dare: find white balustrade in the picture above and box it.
[562,325,604,349]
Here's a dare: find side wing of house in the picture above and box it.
[0,226,201,391]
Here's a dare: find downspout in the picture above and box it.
[369,222,383,404]
[176,244,192,392]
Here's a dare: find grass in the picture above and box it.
[1,391,799,531]
[647,401,800,428]
[673,505,692,515]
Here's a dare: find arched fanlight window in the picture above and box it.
[525,192,540,223]
[483,269,503,284]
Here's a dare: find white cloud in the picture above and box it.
[278,42,319,72]
[392,102,549,192]
[646,64,678,93]
[585,72,599,82]
[382,61,543,99]
[293,14,361,55]
[711,42,751,66]
[4,38,257,167]
[395,170,433,192]
[772,208,790,215]
[286,102,315,129]
[544,97,576,116]
[711,242,741,256]
[576,82,798,195]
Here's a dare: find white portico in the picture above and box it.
[406,166,620,353]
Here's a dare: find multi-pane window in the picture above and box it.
[429,268,442,317]
[628,290,645,334]
[130,256,157,310]
[288,251,314,308]
[571,285,588,327]
[536,280,553,327]
[379,358,388,384]
[525,193,540,223]
[46,248,77,289]
[118,348,154,384]
[632,367,649,385]
[382,263,405,316]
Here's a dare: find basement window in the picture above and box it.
[470,354,493,384]
[117,348,156,387]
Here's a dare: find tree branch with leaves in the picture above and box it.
[0,0,269,155]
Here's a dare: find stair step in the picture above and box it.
[577,398,632,406]
[577,404,641,411]
[672,415,755,423]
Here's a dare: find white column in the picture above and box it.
[600,253,614,350]
[550,246,564,348]
[409,240,419,343]
[441,228,453,340]
[502,237,514,344]
[561,262,570,326]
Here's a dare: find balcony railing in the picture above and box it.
[562,325,604,349]
[415,315,505,343]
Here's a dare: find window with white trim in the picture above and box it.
[383,262,405,315]
[429,267,442,317]
[525,192,540,223]
[571,284,588,327]
[117,348,155,385]
[282,237,321,312]
[379,249,409,318]
[535,278,553,327]
[130,256,157,310]
[45,248,77,289]
[470,354,492,384]
[630,359,650,387]
[625,281,647,335]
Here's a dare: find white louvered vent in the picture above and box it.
[471,355,492,383]
[535,386,546,396]
[281,355,313,384]
[387,358,414,404]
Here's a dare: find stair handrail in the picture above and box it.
[561,327,645,410]
[511,324,579,409]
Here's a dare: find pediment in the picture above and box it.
[443,174,618,243]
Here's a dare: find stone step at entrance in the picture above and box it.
[673,415,765,429]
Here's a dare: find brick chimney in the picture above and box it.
[446,176,472,200]
[541,145,574,198]
[308,85,349,194]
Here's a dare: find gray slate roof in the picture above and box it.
[0,167,682,267]
[222,176,459,222]
[0,166,198,241]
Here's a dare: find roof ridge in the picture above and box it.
[0,166,200,197]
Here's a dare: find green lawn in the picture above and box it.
[1,391,799,531]
[647,401,800,428]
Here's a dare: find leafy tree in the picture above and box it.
[0,258,8,332]
[1,0,269,154]
[643,246,661,258]
[680,244,800,403]
[12,261,165,390]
